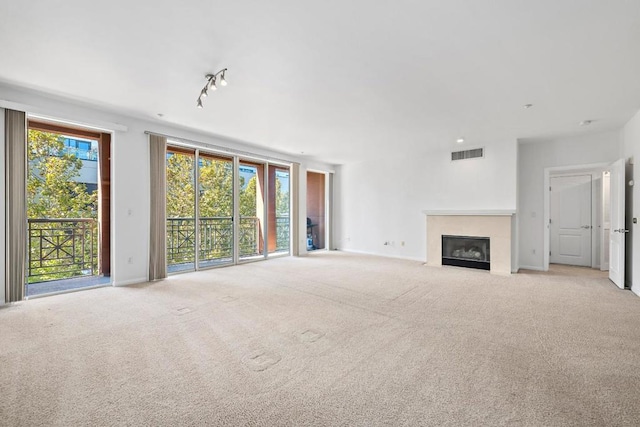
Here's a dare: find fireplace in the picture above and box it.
[441,235,490,271]
[425,211,512,274]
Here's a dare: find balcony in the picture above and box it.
[27,218,106,296]
[26,215,292,292]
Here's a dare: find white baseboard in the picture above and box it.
[518,265,545,271]
[338,248,425,263]
[113,277,148,287]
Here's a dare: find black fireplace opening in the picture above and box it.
[442,235,490,271]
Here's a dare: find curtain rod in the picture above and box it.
[144,130,295,166]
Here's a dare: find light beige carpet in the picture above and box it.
[1,252,639,426]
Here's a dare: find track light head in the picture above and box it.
[196,98,203,108]
[200,88,208,98]
[220,70,227,86]
[209,77,217,91]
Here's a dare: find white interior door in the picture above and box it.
[609,159,626,288]
[550,175,592,266]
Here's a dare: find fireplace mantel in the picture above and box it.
[423,210,515,216]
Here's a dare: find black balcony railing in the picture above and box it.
[167,216,262,267]
[276,215,290,252]
[28,218,98,283]
[166,218,196,265]
[199,217,233,260]
[239,217,261,257]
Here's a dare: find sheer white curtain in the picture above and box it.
[149,134,167,280]
[5,109,27,302]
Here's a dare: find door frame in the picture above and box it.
[600,171,611,271]
[543,162,610,271]
[25,117,114,292]
[307,168,334,252]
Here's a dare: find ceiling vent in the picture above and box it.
[451,147,484,161]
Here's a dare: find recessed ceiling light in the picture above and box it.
[523,104,533,109]
[456,138,465,144]
[579,120,593,126]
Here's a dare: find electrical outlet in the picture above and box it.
[127,257,133,264]
[532,249,536,254]
[401,241,405,246]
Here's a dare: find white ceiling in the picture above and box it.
[0,0,639,164]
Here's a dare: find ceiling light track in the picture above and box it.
[197,68,228,108]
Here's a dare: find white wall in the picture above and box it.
[622,109,640,296]
[518,130,622,270]
[0,84,333,292]
[335,140,517,261]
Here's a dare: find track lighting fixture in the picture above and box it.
[197,68,227,108]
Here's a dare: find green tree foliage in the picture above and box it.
[240,176,257,216]
[166,154,259,218]
[199,158,233,217]
[27,130,97,219]
[275,177,289,215]
[166,153,195,217]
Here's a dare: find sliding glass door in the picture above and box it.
[269,165,290,255]
[198,153,234,268]
[166,144,291,272]
[166,147,196,272]
[239,161,265,261]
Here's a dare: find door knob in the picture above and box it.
[581,225,591,229]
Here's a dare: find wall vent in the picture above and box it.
[451,147,484,161]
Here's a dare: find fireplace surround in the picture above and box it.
[424,210,514,275]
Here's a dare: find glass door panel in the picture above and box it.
[239,161,265,260]
[198,153,234,268]
[166,147,196,272]
[268,165,290,255]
